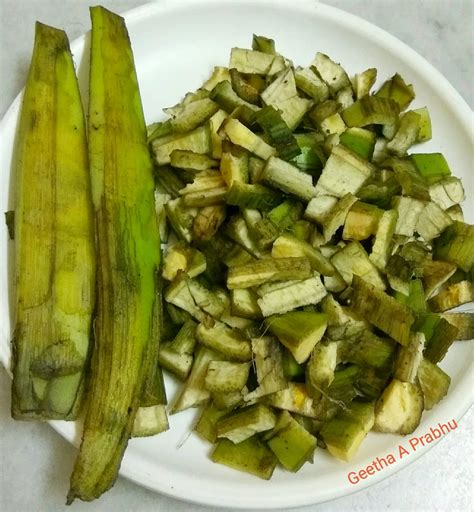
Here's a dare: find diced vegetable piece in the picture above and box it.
[257,274,327,316]
[211,436,277,480]
[412,106,432,142]
[205,361,250,393]
[429,177,465,210]
[439,313,474,340]
[306,342,337,399]
[261,156,317,201]
[295,66,330,102]
[433,221,474,272]
[281,348,305,379]
[421,259,457,299]
[227,182,281,211]
[217,404,276,443]
[132,405,169,438]
[154,166,185,197]
[225,215,264,258]
[12,23,95,420]
[353,68,377,98]
[170,150,217,171]
[210,81,259,120]
[267,411,317,471]
[417,358,451,410]
[428,281,474,312]
[376,73,415,110]
[386,157,430,201]
[315,145,375,198]
[331,241,386,290]
[267,382,320,418]
[245,337,286,401]
[169,98,219,134]
[374,379,423,435]
[261,68,312,130]
[420,315,458,364]
[446,205,465,223]
[410,153,451,184]
[195,403,230,443]
[266,312,328,364]
[220,118,276,160]
[170,346,222,414]
[212,390,245,411]
[312,52,351,94]
[323,193,358,242]
[196,321,251,361]
[394,332,425,383]
[220,141,249,186]
[336,86,354,109]
[350,276,415,346]
[370,209,398,270]
[321,294,369,340]
[272,234,336,276]
[209,109,228,159]
[230,47,285,75]
[339,127,376,160]
[227,257,311,289]
[152,125,211,165]
[319,113,346,136]
[386,111,421,156]
[165,197,197,243]
[416,201,452,242]
[230,289,262,319]
[254,105,301,161]
[252,34,276,54]
[304,195,338,225]
[320,401,375,461]
[68,8,162,502]
[202,66,231,91]
[229,68,261,104]
[193,205,226,243]
[154,192,171,243]
[162,242,206,281]
[342,201,382,241]
[339,331,396,372]
[342,96,400,127]
[391,196,424,237]
[158,316,196,376]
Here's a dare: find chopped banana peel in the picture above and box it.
[12,24,473,491]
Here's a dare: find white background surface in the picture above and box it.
[0,0,473,511]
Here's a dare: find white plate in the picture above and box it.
[1,0,473,508]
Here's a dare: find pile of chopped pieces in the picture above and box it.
[149,35,473,479]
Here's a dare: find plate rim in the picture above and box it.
[1,0,473,509]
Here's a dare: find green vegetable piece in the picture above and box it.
[267,411,317,471]
[255,105,301,161]
[339,127,376,160]
[227,257,312,289]
[312,52,351,94]
[266,311,328,363]
[417,358,451,410]
[410,153,451,184]
[320,401,375,461]
[428,281,474,313]
[211,436,277,480]
[170,346,222,414]
[376,73,415,110]
[374,379,423,435]
[158,319,197,380]
[339,331,396,372]
[227,182,281,211]
[68,7,160,502]
[394,332,425,383]
[216,404,276,443]
[412,106,432,142]
[252,34,276,54]
[282,348,305,379]
[261,156,317,201]
[433,221,474,272]
[306,342,337,399]
[439,313,474,340]
[196,321,252,361]
[350,276,415,346]
[194,404,230,443]
[11,22,95,421]
[342,96,400,127]
[315,145,375,198]
[205,361,250,393]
